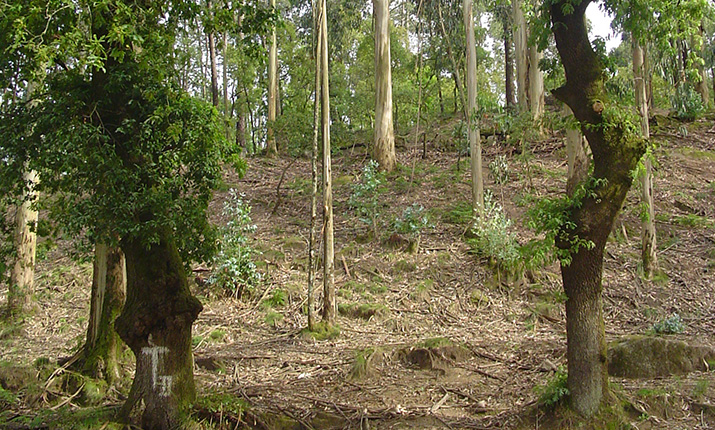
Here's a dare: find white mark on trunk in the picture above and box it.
[142,342,171,397]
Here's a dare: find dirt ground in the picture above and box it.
[1,115,714,429]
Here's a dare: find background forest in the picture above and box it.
[1,0,714,429]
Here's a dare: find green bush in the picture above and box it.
[208,190,262,298]
[672,83,704,121]
[488,155,509,184]
[535,367,569,408]
[349,161,384,236]
[652,313,685,334]
[393,204,432,237]
[467,192,520,273]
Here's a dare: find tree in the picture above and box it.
[546,0,647,416]
[6,168,39,320]
[82,244,126,386]
[513,0,545,121]
[373,0,397,172]
[464,0,484,213]
[266,0,279,155]
[319,0,336,324]
[0,0,246,426]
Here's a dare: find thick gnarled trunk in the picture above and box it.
[373,0,396,172]
[115,232,202,429]
[550,0,646,417]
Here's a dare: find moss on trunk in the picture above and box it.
[115,231,202,429]
[549,0,646,417]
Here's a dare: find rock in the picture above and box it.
[608,335,715,379]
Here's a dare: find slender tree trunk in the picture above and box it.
[83,244,126,386]
[512,0,528,112]
[207,6,219,108]
[308,0,323,331]
[436,63,445,116]
[6,169,39,320]
[320,0,335,323]
[528,45,545,123]
[464,0,483,214]
[115,232,202,429]
[266,0,278,155]
[197,21,206,100]
[550,0,646,417]
[695,24,710,107]
[372,0,396,172]
[438,3,467,118]
[223,34,229,115]
[504,17,516,109]
[633,39,657,278]
[564,104,589,197]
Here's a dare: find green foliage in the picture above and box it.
[467,192,521,273]
[535,367,569,409]
[418,337,453,349]
[393,204,433,237]
[652,313,685,334]
[208,190,262,297]
[523,178,602,267]
[672,83,705,121]
[302,321,340,341]
[261,289,287,309]
[488,155,510,184]
[349,161,385,236]
[443,201,473,225]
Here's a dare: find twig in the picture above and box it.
[341,255,351,278]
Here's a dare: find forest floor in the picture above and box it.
[1,113,715,429]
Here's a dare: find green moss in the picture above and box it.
[264,311,283,327]
[393,259,417,274]
[418,337,453,349]
[338,303,388,320]
[443,200,473,224]
[209,329,226,341]
[301,321,340,341]
[677,147,715,161]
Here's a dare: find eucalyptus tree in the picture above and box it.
[266,0,279,155]
[373,0,397,172]
[464,0,484,214]
[513,0,545,121]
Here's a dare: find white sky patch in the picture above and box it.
[586,3,622,52]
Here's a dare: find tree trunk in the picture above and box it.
[320,0,335,323]
[512,0,528,112]
[223,33,229,117]
[6,169,39,320]
[464,0,483,214]
[550,0,646,417]
[308,0,323,332]
[528,44,545,123]
[564,104,589,197]
[115,232,202,429]
[372,0,396,172]
[695,24,710,107]
[633,39,657,278]
[438,3,467,118]
[504,17,516,109]
[266,0,278,155]
[83,243,126,386]
[207,6,219,108]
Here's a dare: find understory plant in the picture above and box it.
[349,160,384,237]
[467,191,521,275]
[393,203,433,253]
[208,189,261,297]
[672,83,704,121]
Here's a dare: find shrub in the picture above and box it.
[535,367,569,408]
[393,204,432,237]
[467,192,521,273]
[488,154,509,184]
[672,83,704,121]
[349,161,384,236]
[208,190,261,297]
[652,313,685,334]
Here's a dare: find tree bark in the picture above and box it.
[464,0,483,214]
[372,0,396,172]
[528,44,545,123]
[6,168,39,320]
[504,17,516,109]
[695,24,710,107]
[83,244,126,386]
[207,3,219,108]
[320,0,335,323]
[564,104,589,197]
[633,39,657,278]
[512,0,528,112]
[550,0,646,417]
[115,232,202,429]
[266,0,278,155]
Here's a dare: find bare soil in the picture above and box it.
[1,115,714,429]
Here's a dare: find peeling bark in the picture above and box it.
[373,0,396,172]
[266,0,278,155]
